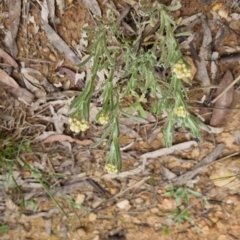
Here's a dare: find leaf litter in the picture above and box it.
[1,0,240,240]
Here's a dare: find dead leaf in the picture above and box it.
[180,13,202,26]
[120,124,142,139]
[43,134,93,145]
[8,0,21,57]
[182,56,197,83]
[195,16,212,93]
[21,68,46,98]
[0,68,19,88]
[8,87,35,104]
[56,67,85,89]
[161,166,177,180]
[83,0,102,17]
[161,198,176,210]
[21,67,55,97]
[35,131,56,141]
[0,48,18,70]
[210,70,234,126]
[0,69,35,104]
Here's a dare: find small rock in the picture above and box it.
[161,198,176,210]
[215,211,225,219]
[116,200,129,209]
[92,199,103,209]
[89,213,97,222]
[92,235,99,240]
[150,208,159,214]
[209,214,219,223]
[217,220,225,229]
[218,9,228,20]
[226,199,233,204]
[42,47,50,53]
[154,222,162,230]
[135,198,144,204]
[75,194,85,204]
[49,53,57,62]
[201,225,209,234]
[212,3,222,11]
[109,188,117,195]
[217,235,228,240]
[77,228,86,237]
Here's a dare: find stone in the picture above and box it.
[116,200,130,209]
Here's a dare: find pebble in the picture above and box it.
[218,9,229,20]
[226,199,233,204]
[77,228,86,237]
[42,47,50,53]
[89,213,97,222]
[116,200,129,209]
[75,194,85,204]
[209,214,219,223]
[150,208,159,214]
[134,198,144,204]
[92,235,99,240]
[49,53,57,62]
[201,225,209,234]
[217,235,228,240]
[92,199,103,209]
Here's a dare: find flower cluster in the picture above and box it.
[98,113,109,125]
[104,163,118,174]
[174,106,188,118]
[172,61,191,79]
[69,117,89,133]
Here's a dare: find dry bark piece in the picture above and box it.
[56,0,65,14]
[42,21,81,65]
[210,70,234,127]
[46,0,55,24]
[7,0,21,57]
